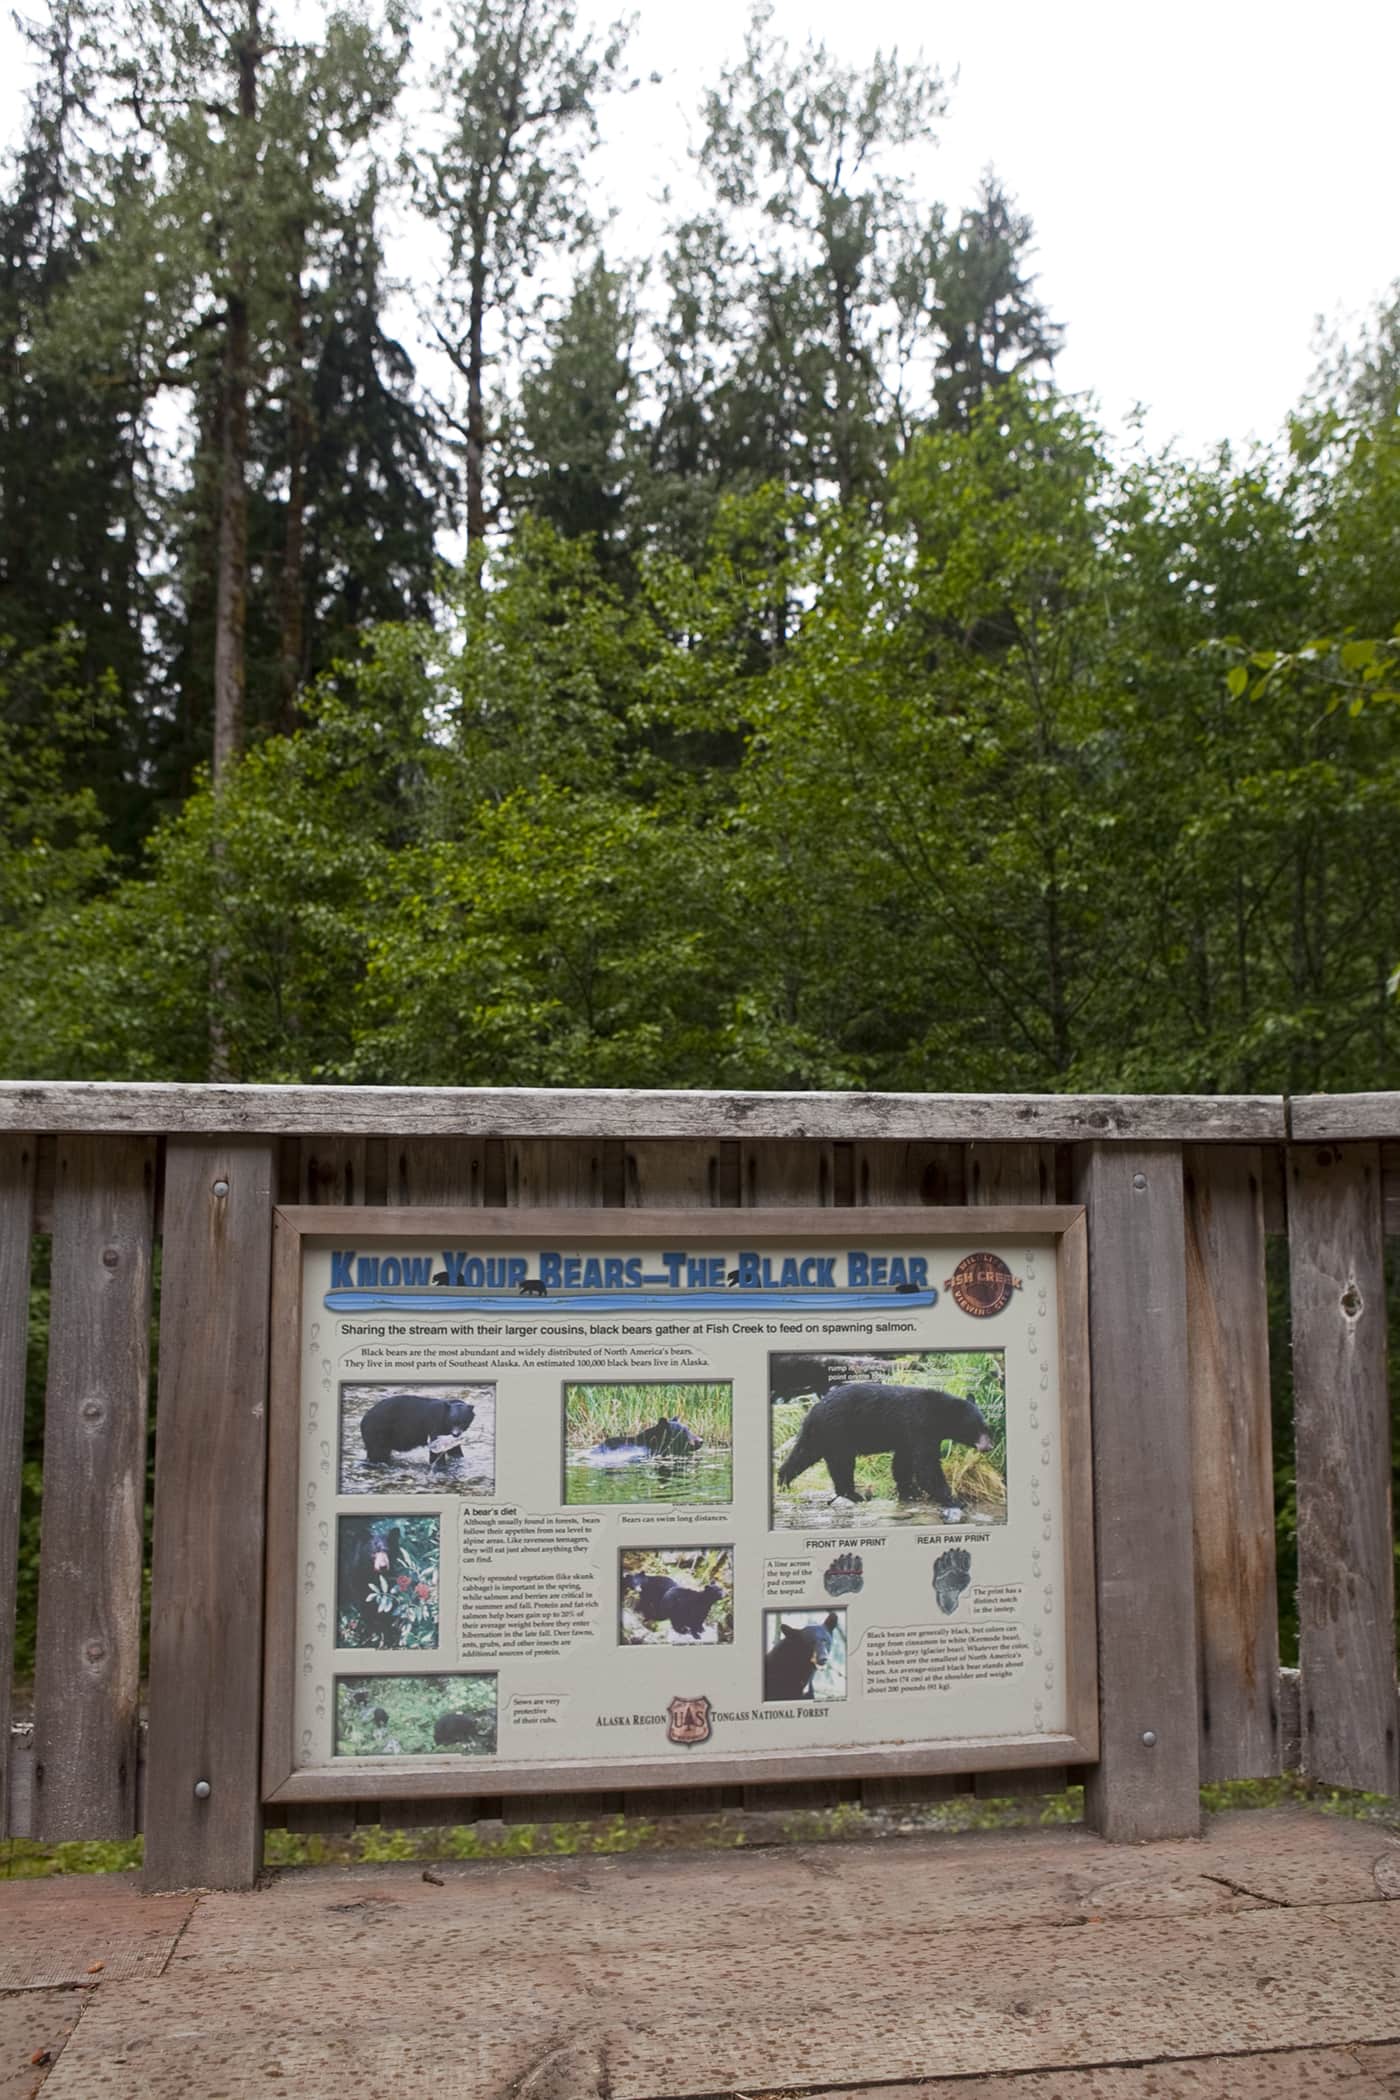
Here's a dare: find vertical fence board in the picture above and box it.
[741,1141,835,1207]
[967,1142,1056,1207]
[387,1138,488,1206]
[851,1143,965,1206]
[506,1139,621,1207]
[1183,1145,1279,1780]
[144,1138,275,1890]
[0,1135,36,1836]
[1288,1142,1397,1797]
[300,1139,367,1205]
[1073,1143,1198,1840]
[624,1139,723,1208]
[32,1136,154,1840]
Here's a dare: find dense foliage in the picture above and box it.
[0,0,1396,1099]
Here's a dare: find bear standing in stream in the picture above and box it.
[582,1417,702,1463]
[361,1392,476,1465]
[777,1382,994,1505]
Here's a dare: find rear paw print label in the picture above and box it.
[933,1546,973,1616]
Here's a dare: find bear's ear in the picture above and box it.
[825,1612,839,1630]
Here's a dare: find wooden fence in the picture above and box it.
[0,1083,1395,1891]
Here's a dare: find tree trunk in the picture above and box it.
[278,242,309,733]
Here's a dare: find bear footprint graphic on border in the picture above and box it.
[933,1546,972,1615]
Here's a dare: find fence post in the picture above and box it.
[1288,1141,1397,1797]
[1074,1142,1199,1839]
[0,1134,36,1835]
[144,1137,275,1890]
[1183,1145,1280,1779]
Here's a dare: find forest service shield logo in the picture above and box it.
[945,1251,1022,1317]
[666,1696,713,1747]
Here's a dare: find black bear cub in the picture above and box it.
[777,1382,993,1505]
[625,1571,725,1638]
[336,1523,405,1645]
[361,1392,476,1464]
[764,1613,840,1700]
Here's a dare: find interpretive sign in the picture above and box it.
[263,1206,1096,1804]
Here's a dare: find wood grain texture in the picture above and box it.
[740,1139,835,1206]
[1381,1141,1399,1238]
[0,1080,1288,1142]
[1073,1143,1199,1840]
[386,1137,489,1206]
[259,1210,303,1808]
[505,1138,624,1208]
[967,1142,1056,1207]
[143,1138,276,1891]
[850,1143,966,1206]
[623,1139,724,1208]
[1183,1146,1280,1780]
[32,1136,154,1841]
[273,1203,1081,1243]
[1287,1143,1398,1796]
[1291,1092,1400,1141]
[0,1134,36,1836]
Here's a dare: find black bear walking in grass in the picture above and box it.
[361,1392,476,1465]
[625,1572,725,1638]
[777,1382,994,1505]
[764,1613,840,1699]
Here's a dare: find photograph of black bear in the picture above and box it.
[335,1512,440,1651]
[619,1545,734,1645]
[334,1672,498,1758]
[564,1380,732,1506]
[762,1609,846,1701]
[338,1380,496,1497]
[770,1350,1006,1529]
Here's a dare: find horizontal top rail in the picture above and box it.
[1290,1093,1400,1141]
[0,1081,1286,1142]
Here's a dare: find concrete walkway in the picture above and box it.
[3,1806,1399,2099]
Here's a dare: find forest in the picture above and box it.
[2,0,1399,1099]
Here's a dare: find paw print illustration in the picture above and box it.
[302,1642,314,1677]
[303,1558,316,1594]
[933,1546,973,1616]
[824,1551,865,1597]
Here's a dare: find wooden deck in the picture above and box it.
[3,1805,1399,2098]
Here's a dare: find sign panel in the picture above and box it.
[265,1207,1095,1800]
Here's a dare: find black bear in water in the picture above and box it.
[360,1392,476,1464]
[583,1416,703,1462]
[336,1522,405,1645]
[625,1572,725,1638]
[764,1613,840,1699]
[777,1383,994,1505]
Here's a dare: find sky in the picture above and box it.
[2,0,1396,458]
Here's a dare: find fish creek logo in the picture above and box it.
[945,1251,1022,1318]
[666,1695,713,1747]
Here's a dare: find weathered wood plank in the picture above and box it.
[740,1139,836,1206]
[851,1142,966,1205]
[1382,1140,1399,1237]
[1073,1143,1199,1840]
[0,1134,36,1836]
[1287,1142,1397,1796]
[967,1142,1056,1207]
[1292,1092,1400,1141]
[297,1137,368,1205]
[1183,1146,1280,1780]
[0,1081,1288,1143]
[386,1137,490,1206]
[624,1138,724,1207]
[505,1138,623,1207]
[32,1136,154,1841]
[143,1138,276,1891]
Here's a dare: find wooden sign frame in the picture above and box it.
[263,1206,1096,1805]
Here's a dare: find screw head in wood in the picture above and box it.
[194,1780,212,1799]
[1132,1173,1147,1191]
[1141,1730,1157,1746]
[212,1180,229,1198]
[101,1247,119,1268]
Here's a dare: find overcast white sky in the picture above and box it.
[3,0,1396,458]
